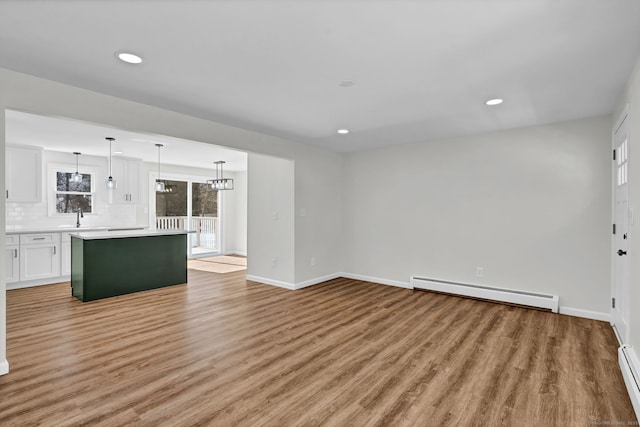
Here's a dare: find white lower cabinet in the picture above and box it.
[5,246,20,283]
[5,235,20,283]
[19,233,61,281]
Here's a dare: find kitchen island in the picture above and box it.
[71,229,188,302]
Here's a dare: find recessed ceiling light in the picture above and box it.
[113,151,124,155]
[116,52,143,64]
[485,98,503,106]
[337,129,349,135]
[338,80,355,88]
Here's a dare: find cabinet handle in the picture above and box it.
[33,237,46,240]
[5,190,8,199]
[53,246,56,255]
[14,249,17,258]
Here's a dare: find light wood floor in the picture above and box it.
[0,271,636,426]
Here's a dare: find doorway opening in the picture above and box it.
[153,177,221,258]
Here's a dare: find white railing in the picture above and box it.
[156,216,187,230]
[156,216,218,250]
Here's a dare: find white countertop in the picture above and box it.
[71,229,191,240]
[6,226,147,235]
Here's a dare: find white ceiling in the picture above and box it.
[5,110,248,172]
[1,1,639,152]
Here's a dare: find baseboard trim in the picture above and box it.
[245,275,295,290]
[558,306,610,322]
[294,273,342,290]
[0,359,9,376]
[340,272,412,289]
[619,345,640,421]
[225,251,247,257]
[246,272,411,291]
[7,276,71,290]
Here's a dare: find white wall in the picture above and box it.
[247,153,295,286]
[0,68,345,373]
[224,170,247,256]
[343,116,613,315]
[294,146,345,284]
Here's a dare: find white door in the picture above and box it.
[612,110,630,343]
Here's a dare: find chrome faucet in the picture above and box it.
[76,209,84,228]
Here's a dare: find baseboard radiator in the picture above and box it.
[410,276,559,313]
[619,346,640,420]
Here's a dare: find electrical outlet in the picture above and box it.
[310,257,316,266]
[271,257,278,267]
[272,211,279,221]
[476,267,484,277]
[300,208,307,217]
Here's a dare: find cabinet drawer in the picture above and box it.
[20,233,56,244]
[5,234,19,245]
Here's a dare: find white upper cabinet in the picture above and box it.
[110,157,140,203]
[6,145,42,202]
[126,159,139,203]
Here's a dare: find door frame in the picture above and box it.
[148,171,225,258]
[611,104,631,344]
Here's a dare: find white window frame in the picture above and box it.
[47,163,97,217]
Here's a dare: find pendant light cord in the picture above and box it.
[155,144,163,182]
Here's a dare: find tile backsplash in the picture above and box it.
[6,200,137,230]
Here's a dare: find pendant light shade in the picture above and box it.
[154,143,166,192]
[105,137,117,190]
[71,152,82,183]
[207,161,234,190]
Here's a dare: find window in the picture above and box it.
[55,171,93,213]
[617,138,629,187]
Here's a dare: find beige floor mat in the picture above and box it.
[197,256,247,266]
[188,259,247,273]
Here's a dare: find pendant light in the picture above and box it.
[154,143,165,192]
[105,137,117,190]
[207,161,234,190]
[71,152,82,183]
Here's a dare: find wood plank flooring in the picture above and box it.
[0,271,636,426]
